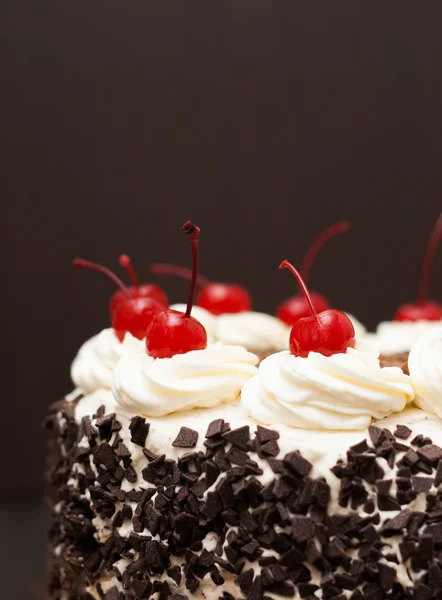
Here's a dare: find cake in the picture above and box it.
[46,223,442,599]
[46,331,442,600]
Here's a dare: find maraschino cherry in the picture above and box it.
[151,265,251,315]
[280,260,355,358]
[394,213,442,322]
[277,221,351,326]
[110,254,168,314]
[73,258,165,341]
[146,222,208,359]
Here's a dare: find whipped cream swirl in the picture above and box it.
[215,312,290,353]
[241,342,414,430]
[71,328,145,393]
[113,343,258,417]
[170,304,217,344]
[364,319,442,355]
[409,326,442,417]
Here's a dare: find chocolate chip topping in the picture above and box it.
[394,424,412,440]
[222,425,250,450]
[129,416,149,446]
[172,427,199,448]
[46,393,442,600]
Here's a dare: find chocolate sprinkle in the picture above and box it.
[394,424,412,440]
[222,425,250,450]
[172,427,199,448]
[129,416,149,447]
[206,419,225,439]
[418,444,442,464]
[283,451,312,477]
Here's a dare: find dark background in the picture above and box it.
[3,1,442,506]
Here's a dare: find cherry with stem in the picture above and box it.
[146,222,208,359]
[394,213,442,321]
[280,260,355,358]
[73,258,164,341]
[277,221,351,326]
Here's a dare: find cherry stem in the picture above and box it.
[279,260,319,323]
[300,221,351,285]
[418,212,442,303]
[183,221,201,318]
[150,263,210,287]
[119,254,139,287]
[73,258,132,299]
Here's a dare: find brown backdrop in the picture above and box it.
[3,0,442,498]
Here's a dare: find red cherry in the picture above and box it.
[110,254,168,314]
[151,264,251,315]
[277,221,351,326]
[112,296,164,342]
[146,222,208,358]
[146,310,207,358]
[394,213,442,321]
[73,258,163,341]
[395,301,442,322]
[111,285,168,314]
[280,260,355,358]
[197,283,251,315]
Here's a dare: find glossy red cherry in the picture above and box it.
[151,264,252,315]
[277,221,351,326]
[197,283,251,315]
[110,254,168,314]
[146,309,207,359]
[394,213,442,322]
[280,260,355,358]
[146,222,207,358]
[395,301,442,322]
[73,258,164,341]
[112,295,164,342]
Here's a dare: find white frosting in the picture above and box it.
[409,326,442,417]
[71,328,145,393]
[364,319,442,354]
[241,341,414,430]
[345,313,366,338]
[214,311,290,353]
[170,305,291,353]
[170,304,217,344]
[113,343,258,417]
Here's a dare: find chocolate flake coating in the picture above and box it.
[46,395,442,600]
[129,416,149,447]
[394,424,412,440]
[172,427,199,448]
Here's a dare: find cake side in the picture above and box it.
[46,391,442,600]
